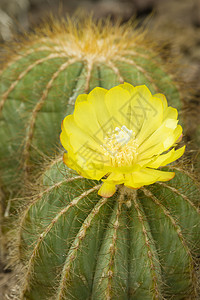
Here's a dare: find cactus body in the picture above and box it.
[0,18,181,194]
[12,158,200,300]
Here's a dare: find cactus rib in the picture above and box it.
[18,183,101,299]
[84,61,94,93]
[0,53,67,113]
[22,57,78,172]
[105,61,124,84]
[142,187,195,280]
[132,194,161,300]
[56,196,108,300]
[157,182,200,214]
[113,56,159,92]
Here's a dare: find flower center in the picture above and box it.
[101,125,139,167]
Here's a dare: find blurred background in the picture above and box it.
[0,0,200,298]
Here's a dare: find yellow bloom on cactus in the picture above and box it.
[60,83,185,198]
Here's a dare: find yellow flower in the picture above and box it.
[60,83,185,198]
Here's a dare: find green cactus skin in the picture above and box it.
[0,18,182,195]
[11,157,200,300]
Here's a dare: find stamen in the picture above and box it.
[101,125,138,167]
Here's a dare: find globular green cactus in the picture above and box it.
[0,17,182,195]
[10,156,200,300]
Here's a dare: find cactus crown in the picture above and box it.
[4,16,147,64]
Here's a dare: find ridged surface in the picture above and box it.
[13,158,200,300]
[0,37,181,193]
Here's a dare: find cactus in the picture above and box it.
[10,156,200,299]
[0,17,182,196]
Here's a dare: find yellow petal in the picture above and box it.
[136,107,163,147]
[98,182,116,198]
[63,152,82,175]
[163,124,183,151]
[93,162,140,174]
[164,106,178,120]
[153,93,168,111]
[62,115,103,155]
[81,168,107,180]
[74,145,108,173]
[146,146,185,168]
[73,101,104,142]
[163,135,176,149]
[173,125,183,143]
[133,85,152,103]
[126,85,154,133]
[63,153,107,180]
[75,94,88,107]
[161,146,185,166]
[125,168,175,188]
[103,172,125,184]
[105,86,132,129]
[60,130,72,152]
[118,82,135,94]
[138,118,178,158]
[133,90,164,143]
[87,87,111,132]
[138,142,165,161]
